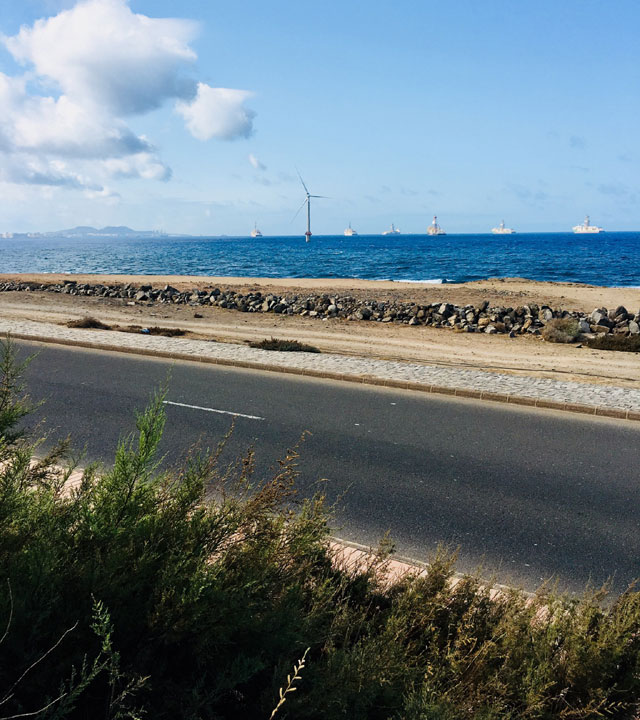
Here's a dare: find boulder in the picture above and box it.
[591,308,608,324]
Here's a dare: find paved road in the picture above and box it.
[15,340,640,594]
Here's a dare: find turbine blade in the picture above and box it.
[310,195,330,199]
[290,197,307,223]
[296,168,310,195]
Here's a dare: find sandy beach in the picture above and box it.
[0,274,639,388]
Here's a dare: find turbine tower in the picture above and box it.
[293,171,328,242]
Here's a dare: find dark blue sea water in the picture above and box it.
[1,232,639,286]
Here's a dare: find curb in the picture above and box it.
[10,331,640,423]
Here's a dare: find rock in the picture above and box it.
[628,320,640,335]
[485,325,497,334]
[591,308,608,324]
[438,303,453,318]
[590,325,610,334]
[135,291,149,301]
[577,318,591,333]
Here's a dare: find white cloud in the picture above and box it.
[103,153,171,181]
[249,153,266,171]
[0,0,256,194]
[4,0,198,115]
[176,84,255,141]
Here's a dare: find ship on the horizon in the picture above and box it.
[250,222,263,238]
[382,223,401,236]
[344,222,358,236]
[427,216,446,235]
[573,215,604,233]
[492,220,515,234]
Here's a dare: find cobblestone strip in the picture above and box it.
[2,319,639,419]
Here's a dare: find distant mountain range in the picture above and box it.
[46,226,168,238]
[1,226,172,239]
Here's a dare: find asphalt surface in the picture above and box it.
[15,340,640,594]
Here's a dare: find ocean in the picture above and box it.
[1,232,639,286]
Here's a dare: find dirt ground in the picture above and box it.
[0,274,639,388]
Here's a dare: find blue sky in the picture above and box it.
[0,0,638,235]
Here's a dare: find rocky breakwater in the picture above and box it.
[1,280,639,338]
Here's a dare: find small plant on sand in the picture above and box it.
[541,316,581,343]
[66,316,111,330]
[124,325,185,337]
[248,337,321,353]
[587,333,640,353]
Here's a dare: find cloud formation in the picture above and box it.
[248,153,266,171]
[176,84,254,141]
[0,0,256,194]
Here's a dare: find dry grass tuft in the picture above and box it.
[248,337,320,353]
[124,325,185,337]
[587,334,640,352]
[66,316,111,330]
[541,317,580,343]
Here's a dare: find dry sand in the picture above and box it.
[1,274,639,388]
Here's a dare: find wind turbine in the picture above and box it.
[293,171,328,242]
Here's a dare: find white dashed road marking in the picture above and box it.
[163,400,265,421]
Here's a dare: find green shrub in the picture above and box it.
[587,333,640,352]
[249,337,321,353]
[541,317,581,343]
[0,336,639,719]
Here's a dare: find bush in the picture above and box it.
[0,336,639,719]
[66,316,111,329]
[249,337,321,353]
[587,334,640,353]
[542,316,581,343]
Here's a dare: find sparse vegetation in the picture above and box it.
[587,333,640,353]
[541,316,581,343]
[249,337,321,353]
[65,319,185,337]
[123,325,185,337]
[1,335,639,719]
[66,316,111,329]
